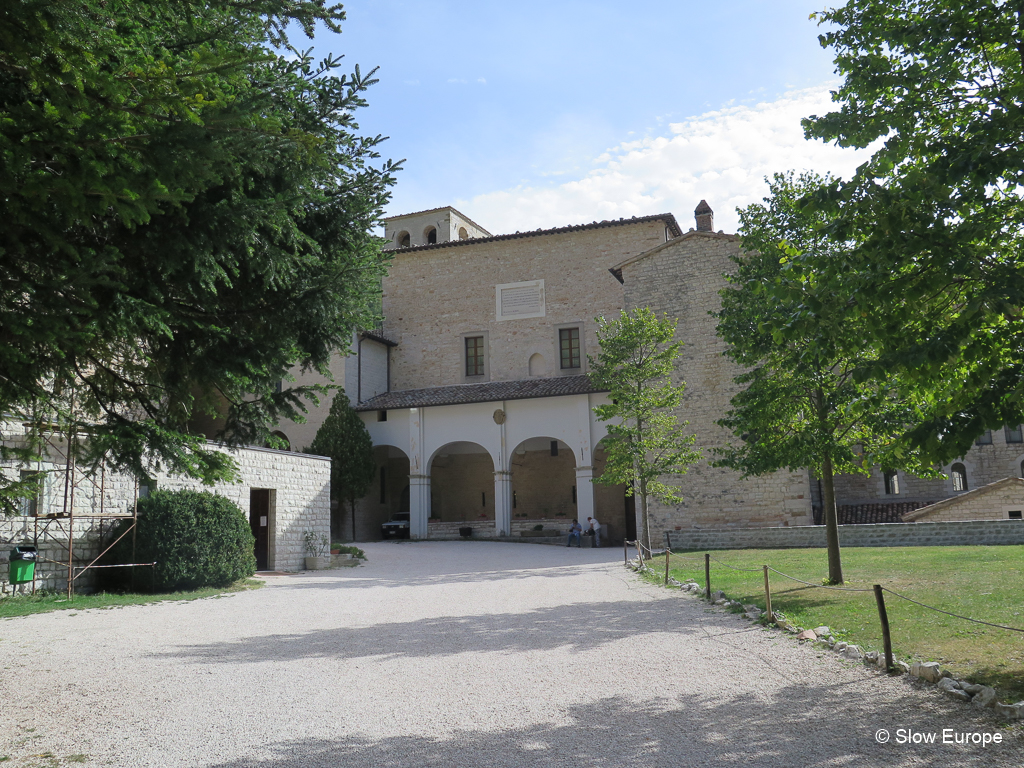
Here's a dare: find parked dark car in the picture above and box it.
[381,512,411,539]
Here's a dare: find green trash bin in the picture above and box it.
[9,546,37,584]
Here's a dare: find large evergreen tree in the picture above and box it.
[589,308,700,554]
[792,1,1024,460]
[310,391,375,541]
[0,1,399,506]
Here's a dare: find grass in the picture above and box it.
[0,578,264,619]
[647,545,1024,701]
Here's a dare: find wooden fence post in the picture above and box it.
[874,584,894,671]
[762,565,773,623]
[664,548,671,586]
[624,538,628,566]
[704,553,711,600]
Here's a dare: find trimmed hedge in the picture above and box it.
[104,489,256,592]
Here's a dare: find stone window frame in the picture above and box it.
[461,331,490,383]
[554,322,586,376]
[395,230,411,248]
[950,462,968,493]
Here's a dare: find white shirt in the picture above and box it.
[589,518,601,532]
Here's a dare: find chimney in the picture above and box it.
[694,200,714,232]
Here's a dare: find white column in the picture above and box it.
[409,474,431,539]
[575,465,595,521]
[494,470,512,537]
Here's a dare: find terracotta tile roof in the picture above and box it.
[386,214,682,254]
[354,375,603,411]
[812,502,932,525]
[360,329,398,347]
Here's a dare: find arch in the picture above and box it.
[509,437,577,522]
[593,437,632,542]
[396,230,411,248]
[429,441,494,523]
[950,462,968,492]
[458,226,469,240]
[424,226,437,245]
[528,352,546,377]
[350,444,410,541]
[269,431,290,451]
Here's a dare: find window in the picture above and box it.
[1009,510,1022,520]
[465,336,485,376]
[550,440,559,457]
[19,470,40,516]
[975,430,993,445]
[1005,424,1023,444]
[458,226,469,240]
[138,477,157,499]
[397,231,410,248]
[951,463,968,492]
[424,226,437,244]
[559,327,581,369]
[883,470,900,495]
[377,410,388,422]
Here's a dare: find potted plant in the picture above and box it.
[304,530,331,570]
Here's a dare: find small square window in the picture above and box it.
[559,327,581,369]
[465,336,485,377]
[1009,510,1022,520]
[975,430,993,446]
[377,410,388,422]
[1005,425,1023,444]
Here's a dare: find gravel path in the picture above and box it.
[0,541,1020,767]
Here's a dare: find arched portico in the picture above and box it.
[349,444,409,541]
[509,436,577,523]
[429,441,496,524]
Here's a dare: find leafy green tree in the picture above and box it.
[716,172,934,584]
[0,1,398,507]
[589,308,701,553]
[793,1,1024,461]
[310,391,375,540]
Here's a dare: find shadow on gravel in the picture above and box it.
[201,689,1022,768]
[155,598,708,664]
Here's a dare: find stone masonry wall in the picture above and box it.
[666,520,1024,550]
[1,435,329,594]
[620,232,814,531]
[382,220,669,390]
[908,479,1024,522]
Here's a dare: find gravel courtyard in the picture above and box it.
[1,541,1020,767]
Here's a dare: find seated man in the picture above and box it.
[566,519,583,547]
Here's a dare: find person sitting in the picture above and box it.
[566,519,583,547]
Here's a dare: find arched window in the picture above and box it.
[397,231,410,248]
[459,226,469,240]
[951,463,968,492]
[883,470,900,495]
[424,226,437,244]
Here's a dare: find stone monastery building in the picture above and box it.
[277,204,1024,543]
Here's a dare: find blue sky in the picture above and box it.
[308,1,870,234]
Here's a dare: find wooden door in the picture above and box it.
[249,489,271,571]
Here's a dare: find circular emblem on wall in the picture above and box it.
[493,409,506,425]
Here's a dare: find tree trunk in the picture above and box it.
[821,454,844,584]
[350,497,356,542]
[638,476,651,555]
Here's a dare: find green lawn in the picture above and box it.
[649,546,1024,701]
[0,578,263,619]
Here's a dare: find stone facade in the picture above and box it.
[615,230,814,531]
[383,206,491,250]
[904,477,1024,522]
[0,425,330,594]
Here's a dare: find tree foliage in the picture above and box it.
[590,308,700,553]
[716,172,935,584]
[310,390,375,540]
[794,0,1024,461]
[0,1,399,505]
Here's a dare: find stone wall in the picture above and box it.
[619,231,814,532]
[382,220,669,390]
[905,478,1024,522]
[1,437,330,594]
[665,520,1024,551]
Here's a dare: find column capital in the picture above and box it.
[493,470,512,479]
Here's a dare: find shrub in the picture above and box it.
[103,489,256,592]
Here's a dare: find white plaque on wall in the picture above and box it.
[496,279,545,321]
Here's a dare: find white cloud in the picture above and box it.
[457,84,874,235]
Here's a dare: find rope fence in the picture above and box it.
[621,539,1024,672]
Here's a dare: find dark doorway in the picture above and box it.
[250,489,271,571]
[624,493,636,542]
